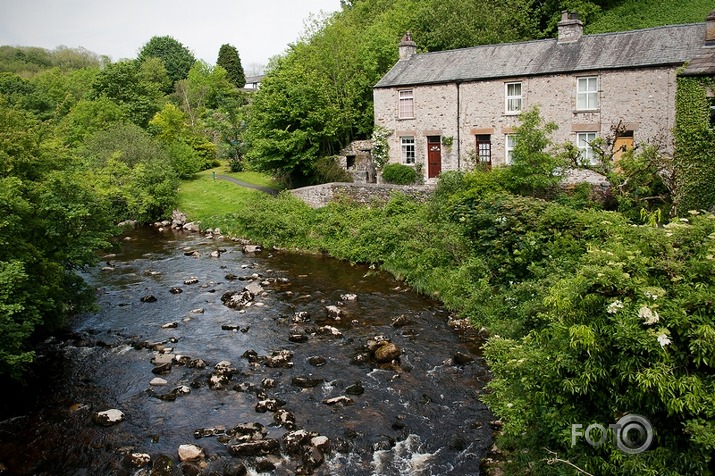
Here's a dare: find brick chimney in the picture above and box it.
[557,11,583,44]
[399,31,417,60]
[707,10,715,43]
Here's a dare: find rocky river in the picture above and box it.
[0,226,493,475]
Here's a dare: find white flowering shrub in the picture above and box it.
[462,196,715,475]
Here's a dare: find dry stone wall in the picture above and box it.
[290,182,434,208]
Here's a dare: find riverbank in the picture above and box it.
[177,167,715,475]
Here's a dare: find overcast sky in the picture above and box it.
[0,0,342,72]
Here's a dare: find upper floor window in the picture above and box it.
[576,76,598,110]
[505,82,522,114]
[398,90,414,119]
[576,132,597,164]
[401,136,415,164]
[476,134,492,166]
[505,134,516,165]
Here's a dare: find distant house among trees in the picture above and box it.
[373,10,715,189]
[244,75,264,90]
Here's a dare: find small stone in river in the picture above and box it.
[308,356,327,367]
[345,381,365,395]
[289,334,308,343]
[140,295,157,303]
[325,305,343,320]
[184,277,199,285]
[169,287,183,294]
[151,362,172,374]
[178,444,204,462]
[161,322,178,329]
[127,452,151,467]
[340,293,358,301]
[150,377,168,386]
[93,409,125,426]
[322,396,354,406]
[453,351,475,365]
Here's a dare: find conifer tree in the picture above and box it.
[216,44,246,89]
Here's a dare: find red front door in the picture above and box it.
[427,136,441,178]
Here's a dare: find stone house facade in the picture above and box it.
[373,11,714,183]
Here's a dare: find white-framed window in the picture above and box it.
[505,134,516,164]
[576,76,598,110]
[398,89,414,119]
[505,82,522,114]
[400,136,415,164]
[576,132,597,164]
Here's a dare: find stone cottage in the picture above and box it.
[373,11,715,183]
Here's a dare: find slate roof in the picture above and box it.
[375,23,706,89]
[680,44,715,76]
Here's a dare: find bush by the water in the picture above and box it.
[381,163,418,185]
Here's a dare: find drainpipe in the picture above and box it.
[456,81,461,170]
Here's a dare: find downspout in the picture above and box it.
[456,81,461,170]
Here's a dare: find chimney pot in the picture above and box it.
[399,31,417,60]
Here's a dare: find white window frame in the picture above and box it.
[400,136,415,164]
[505,134,516,165]
[398,89,414,119]
[576,76,598,110]
[576,132,597,165]
[505,82,522,114]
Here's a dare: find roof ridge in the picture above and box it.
[412,22,704,58]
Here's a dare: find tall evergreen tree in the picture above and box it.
[216,44,246,89]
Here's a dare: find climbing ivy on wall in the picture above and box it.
[674,75,715,214]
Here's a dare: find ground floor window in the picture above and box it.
[476,134,491,166]
[505,134,516,165]
[576,132,597,165]
[400,136,415,164]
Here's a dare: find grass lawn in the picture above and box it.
[177,166,280,221]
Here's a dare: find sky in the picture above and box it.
[0,0,342,74]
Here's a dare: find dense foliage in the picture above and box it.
[0,34,249,379]
[674,76,715,214]
[136,35,196,88]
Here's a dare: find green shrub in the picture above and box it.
[382,163,418,184]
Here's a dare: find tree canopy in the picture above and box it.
[136,35,196,88]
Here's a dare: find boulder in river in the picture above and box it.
[227,439,280,457]
[178,444,205,462]
[93,409,125,426]
[374,342,401,363]
[221,290,254,309]
[242,244,262,254]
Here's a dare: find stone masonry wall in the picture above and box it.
[374,65,679,179]
[290,182,434,208]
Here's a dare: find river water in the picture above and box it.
[0,227,493,475]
